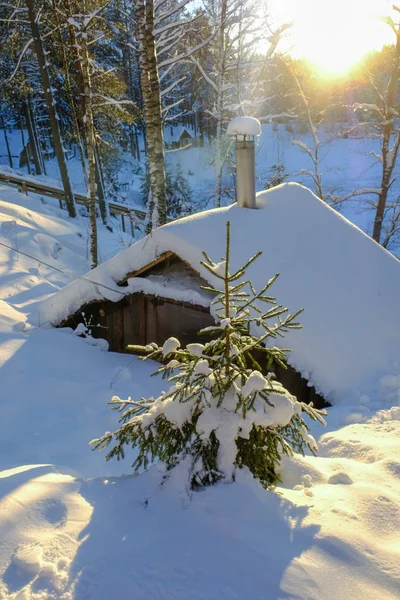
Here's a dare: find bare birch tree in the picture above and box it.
[371,11,400,243]
[349,7,400,244]
[283,59,326,201]
[73,4,99,268]
[130,0,213,230]
[191,0,286,207]
[136,0,167,231]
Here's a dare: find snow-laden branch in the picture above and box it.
[258,112,298,121]
[8,37,34,81]
[124,41,138,54]
[87,33,106,46]
[0,2,28,24]
[156,31,186,57]
[292,139,315,162]
[154,12,201,38]
[158,33,215,69]
[83,4,110,28]
[365,73,386,108]
[366,151,384,164]
[155,0,192,25]
[155,27,182,50]
[353,102,383,114]
[164,142,192,151]
[164,110,185,122]
[0,2,26,9]
[93,96,134,109]
[264,23,292,60]
[189,56,217,92]
[154,0,170,10]
[160,76,186,97]
[329,188,382,205]
[159,63,176,82]
[382,201,400,247]
[161,97,185,113]
[205,108,218,119]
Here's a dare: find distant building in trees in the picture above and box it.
[163,125,195,149]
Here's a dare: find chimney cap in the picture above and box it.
[227,116,262,138]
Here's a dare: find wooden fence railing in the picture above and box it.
[0,171,146,236]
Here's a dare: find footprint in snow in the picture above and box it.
[39,498,68,527]
[3,545,43,592]
[51,242,63,260]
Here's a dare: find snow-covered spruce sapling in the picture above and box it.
[90,221,326,489]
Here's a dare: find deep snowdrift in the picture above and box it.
[0,184,399,600]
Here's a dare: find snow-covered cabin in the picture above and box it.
[37,182,400,407]
[164,125,195,149]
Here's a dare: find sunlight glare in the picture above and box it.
[273,0,394,76]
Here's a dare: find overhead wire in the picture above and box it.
[0,240,132,298]
[0,243,140,384]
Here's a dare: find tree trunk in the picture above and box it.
[23,101,42,175]
[213,0,227,208]
[372,28,400,243]
[25,0,76,218]
[135,126,140,160]
[28,98,46,174]
[1,115,13,168]
[214,117,223,207]
[136,0,167,232]
[79,13,98,268]
[18,102,31,174]
[63,0,110,228]
[94,143,110,229]
[53,0,88,190]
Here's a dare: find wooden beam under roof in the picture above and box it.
[120,250,203,285]
[119,251,176,283]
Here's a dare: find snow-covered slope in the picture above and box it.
[1,415,399,600]
[0,185,132,318]
[38,182,400,405]
[0,183,399,600]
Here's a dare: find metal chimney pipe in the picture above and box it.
[227,116,261,209]
[235,139,256,209]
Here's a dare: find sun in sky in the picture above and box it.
[271,0,395,77]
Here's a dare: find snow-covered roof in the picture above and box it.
[163,125,194,145]
[36,183,400,404]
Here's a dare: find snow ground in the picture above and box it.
[0,147,399,599]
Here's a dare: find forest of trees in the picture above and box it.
[1,0,400,263]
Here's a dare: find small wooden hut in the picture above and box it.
[37,182,400,409]
[57,249,325,407]
[61,252,215,352]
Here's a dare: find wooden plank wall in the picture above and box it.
[97,294,214,352]
[61,293,328,407]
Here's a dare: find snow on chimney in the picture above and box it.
[227,116,261,209]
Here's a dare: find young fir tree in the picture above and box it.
[91,222,326,489]
[167,164,194,219]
